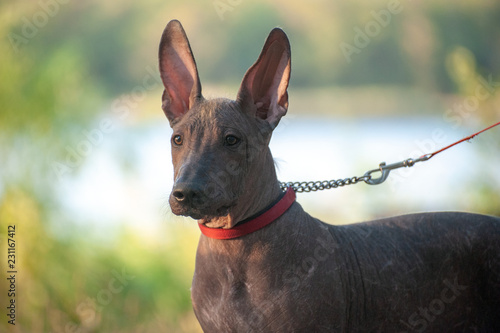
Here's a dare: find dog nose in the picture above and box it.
[172,189,186,202]
[172,190,186,202]
[171,183,200,203]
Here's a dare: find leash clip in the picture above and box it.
[364,155,431,185]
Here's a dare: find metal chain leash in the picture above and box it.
[278,155,427,192]
[279,175,372,193]
[277,119,500,193]
[278,120,500,193]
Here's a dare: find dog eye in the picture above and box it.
[172,135,183,146]
[225,135,240,146]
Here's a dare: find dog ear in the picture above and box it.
[237,28,291,129]
[159,20,203,125]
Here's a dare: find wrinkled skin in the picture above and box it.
[158,20,500,332]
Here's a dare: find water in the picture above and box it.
[58,114,500,237]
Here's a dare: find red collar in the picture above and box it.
[198,187,296,240]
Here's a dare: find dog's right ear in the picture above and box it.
[159,20,203,125]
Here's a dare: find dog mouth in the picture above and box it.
[187,205,232,220]
[170,199,234,222]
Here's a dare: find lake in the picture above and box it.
[57,114,500,239]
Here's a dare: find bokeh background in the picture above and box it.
[1,0,500,332]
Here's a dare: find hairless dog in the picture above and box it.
[158,20,500,332]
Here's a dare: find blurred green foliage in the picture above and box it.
[1,0,499,332]
[0,189,200,332]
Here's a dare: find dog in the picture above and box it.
[158,20,500,332]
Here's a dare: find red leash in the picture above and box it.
[364,120,500,185]
[424,120,500,159]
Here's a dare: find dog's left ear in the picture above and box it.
[237,28,291,129]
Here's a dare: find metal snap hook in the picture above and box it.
[364,163,392,185]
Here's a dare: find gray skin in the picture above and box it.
[158,20,500,332]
